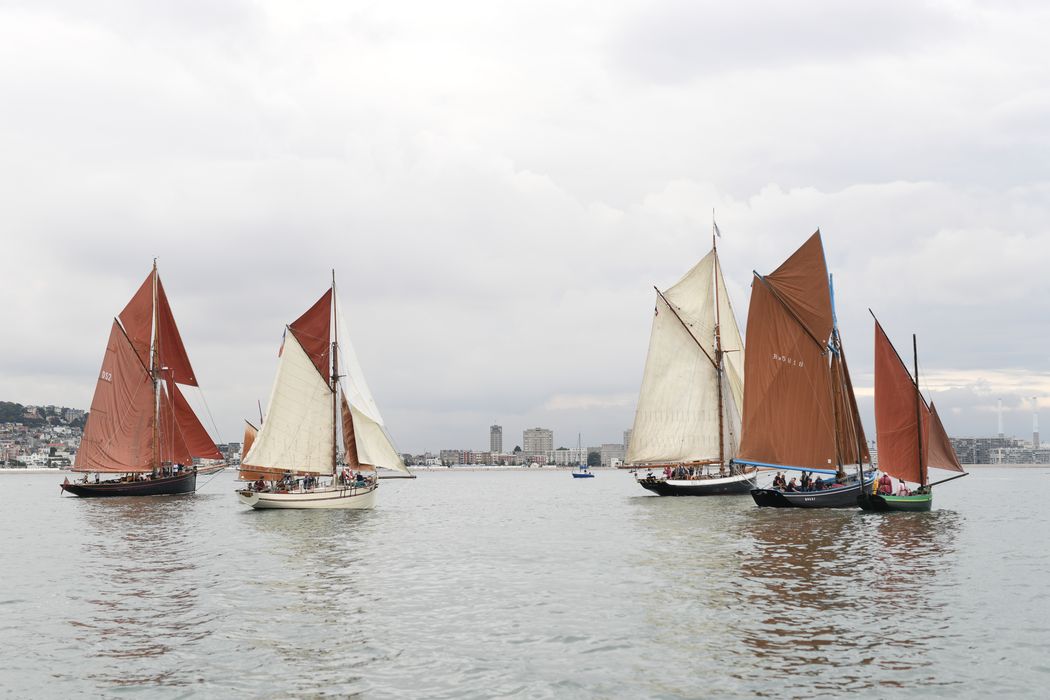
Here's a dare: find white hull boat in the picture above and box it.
[237,483,377,510]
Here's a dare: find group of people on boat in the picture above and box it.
[658,463,735,481]
[876,472,915,496]
[248,468,373,494]
[771,470,842,493]
[64,463,195,487]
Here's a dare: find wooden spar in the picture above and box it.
[914,333,925,487]
[151,260,160,475]
[653,286,718,369]
[926,471,969,488]
[713,238,725,468]
[331,270,338,476]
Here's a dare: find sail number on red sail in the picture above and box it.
[771,353,804,368]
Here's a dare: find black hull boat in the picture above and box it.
[638,471,756,496]
[751,474,874,508]
[62,470,197,498]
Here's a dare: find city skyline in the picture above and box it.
[2,2,1049,453]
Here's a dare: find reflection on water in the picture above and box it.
[68,495,206,688]
[735,508,963,695]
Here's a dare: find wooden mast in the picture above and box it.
[331,269,338,476]
[151,259,160,476]
[913,334,925,488]
[712,221,725,469]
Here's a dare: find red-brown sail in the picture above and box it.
[873,320,927,485]
[155,277,198,385]
[927,403,965,473]
[119,271,154,367]
[289,289,332,380]
[118,269,198,386]
[237,421,273,481]
[832,340,871,466]
[340,393,371,470]
[736,278,838,470]
[170,383,221,459]
[73,321,155,472]
[764,231,834,348]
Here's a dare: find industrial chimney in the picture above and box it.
[1033,397,1040,449]
[998,398,1004,439]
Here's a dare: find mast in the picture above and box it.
[712,224,725,468]
[331,269,338,475]
[913,334,925,487]
[151,259,160,475]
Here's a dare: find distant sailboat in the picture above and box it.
[626,231,756,496]
[859,316,968,511]
[61,262,223,497]
[735,232,875,508]
[237,274,411,509]
[572,434,593,478]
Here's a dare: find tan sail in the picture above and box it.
[336,302,410,474]
[242,331,336,475]
[627,247,745,465]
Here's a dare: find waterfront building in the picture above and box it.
[523,428,553,456]
[623,429,632,454]
[600,443,626,467]
[490,424,503,454]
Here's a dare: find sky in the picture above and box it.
[2,0,1049,453]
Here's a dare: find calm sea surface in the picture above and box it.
[0,468,1047,698]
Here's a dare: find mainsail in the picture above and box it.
[626,245,745,465]
[735,231,868,472]
[241,331,336,475]
[873,320,963,486]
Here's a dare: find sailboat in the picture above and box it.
[236,274,411,509]
[858,316,968,511]
[626,231,756,496]
[61,262,223,497]
[571,434,593,478]
[734,232,875,508]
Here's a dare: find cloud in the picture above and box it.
[1,1,1049,452]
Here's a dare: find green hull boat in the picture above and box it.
[858,491,932,512]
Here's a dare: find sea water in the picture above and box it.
[0,468,1046,698]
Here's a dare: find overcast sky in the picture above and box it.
[2,0,1048,453]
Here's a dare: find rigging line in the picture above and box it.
[195,467,227,491]
[194,385,225,449]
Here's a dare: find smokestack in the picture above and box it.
[998,398,1004,439]
[1034,397,1040,449]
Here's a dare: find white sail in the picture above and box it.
[627,250,743,464]
[243,332,336,475]
[336,301,409,474]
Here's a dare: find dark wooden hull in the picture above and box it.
[858,492,932,512]
[61,471,197,497]
[751,474,874,508]
[638,472,756,496]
